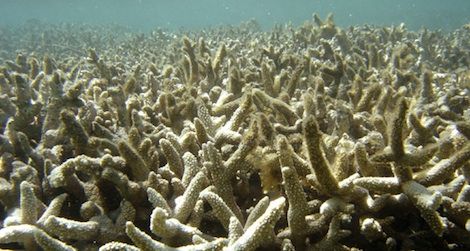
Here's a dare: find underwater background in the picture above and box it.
[1,0,470,31]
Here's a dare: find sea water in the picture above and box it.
[0,0,469,31]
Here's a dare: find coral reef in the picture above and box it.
[1,14,470,250]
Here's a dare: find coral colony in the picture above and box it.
[0,14,470,250]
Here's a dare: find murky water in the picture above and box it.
[1,0,469,31]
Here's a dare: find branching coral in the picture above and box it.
[1,13,470,251]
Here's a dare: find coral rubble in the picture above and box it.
[1,15,470,250]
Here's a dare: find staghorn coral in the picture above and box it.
[1,13,470,251]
